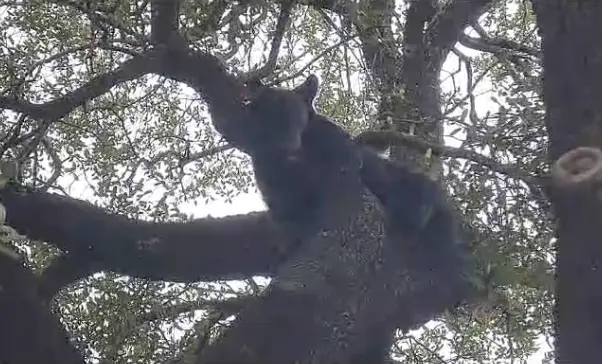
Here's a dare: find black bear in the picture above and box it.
[233,75,365,243]
[358,149,469,273]
[232,75,468,273]
[228,74,470,362]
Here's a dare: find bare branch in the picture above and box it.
[459,33,541,59]
[355,130,540,186]
[243,0,296,81]
[272,36,355,84]
[40,138,62,190]
[0,113,27,159]
[295,0,354,15]
[426,0,495,68]
[451,48,480,125]
[52,0,144,43]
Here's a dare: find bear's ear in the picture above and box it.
[293,74,319,105]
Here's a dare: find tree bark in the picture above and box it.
[0,252,84,364]
[532,0,602,362]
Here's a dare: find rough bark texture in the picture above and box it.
[532,0,602,362]
[195,191,391,363]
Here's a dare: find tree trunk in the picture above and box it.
[533,0,602,362]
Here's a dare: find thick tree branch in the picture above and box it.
[194,192,384,363]
[352,0,401,92]
[150,0,182,44]
[0,185,292,285]
[426,0,494,68]
[0,180,471,363]
[532,1,602,362]
[404,0,437,55]
[397,0,436,121]
[194,189,472,363]
[0,55,152,120]
[396,0,494,126]
[0,180,471,360]
[0,252,85,364]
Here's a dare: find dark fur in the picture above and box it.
[358,149,467,272]
[238,76,364,242]
[237,74,467,266]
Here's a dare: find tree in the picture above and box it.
[0,0,597,363]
